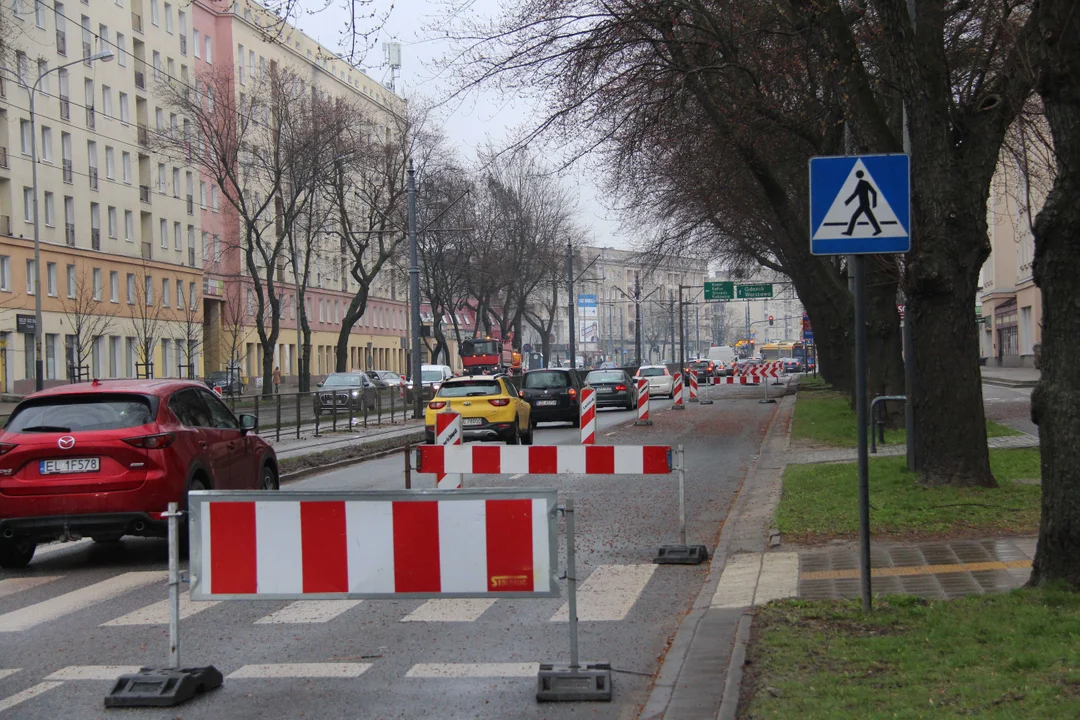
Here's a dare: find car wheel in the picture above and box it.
[522,419,535,446]
[260,464,279,491]
[0,537,37,569]
[571,414,580,428]
[505,419,520,445]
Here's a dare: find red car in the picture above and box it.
[0,379,278,568]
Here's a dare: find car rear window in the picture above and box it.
[638,367,666,377]
[438,381,501,397]
[6,394,156,433]
[586,371,624,383]
[691,361,710,367]
[524,371,570,389]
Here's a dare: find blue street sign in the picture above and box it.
[803,329,814,342]
[809,154,910,255]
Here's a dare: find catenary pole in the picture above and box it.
[567,242,576,369]
[408,159,423,419]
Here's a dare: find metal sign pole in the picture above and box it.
[678,446,687,546]
[760,368,775,404]
[853,256,872,612]
[566,497,580,671]
[167,501,180,669]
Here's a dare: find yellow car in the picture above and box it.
[424,376,534,445]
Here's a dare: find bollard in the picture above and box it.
[579,388,596,444]
[390,388,396,424]
[672,373,684,410]
[688,372,699,402]
[404,442,412,489]
[275,393,281,442]
[332,394,339,433]
[634,379,653,426]
[295,392,302,440]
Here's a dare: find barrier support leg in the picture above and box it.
[654,446,708,565]
[537,498,612,702]
[759,373,776,404]
[700,375,714,405]
[105,503,223,708]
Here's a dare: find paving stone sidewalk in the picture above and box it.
[784,432,1039,465]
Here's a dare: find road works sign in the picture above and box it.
[810,154,910,255]
[703,281,734,301]
[736,283,773,300]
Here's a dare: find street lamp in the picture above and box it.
[24,49,114,390]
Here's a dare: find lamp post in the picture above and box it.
[23,49,114,390]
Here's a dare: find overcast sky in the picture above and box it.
[293,0,629,250]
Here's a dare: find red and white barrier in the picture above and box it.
[435,412,462,489]
[417,444,673,475]
[635,378,651,425]
[713,376,762,385]
[580,387,596,445]
[688,373,698,402]
[672,372,684,407]
[190,490,558,599]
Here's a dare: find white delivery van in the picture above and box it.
[707,346,737,367]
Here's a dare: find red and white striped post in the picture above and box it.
[580,387,596,444]
[672,372,685,410]
[688,372,699,402]
[634,378,652,426]
[435,411,463,489]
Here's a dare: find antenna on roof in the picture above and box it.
[382,41,402,92]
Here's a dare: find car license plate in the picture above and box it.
[40,457,100,475]
[535,400,557,406]
[462,418,483,427]
[597,387,613,393]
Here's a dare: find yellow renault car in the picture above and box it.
[424,376,534,445]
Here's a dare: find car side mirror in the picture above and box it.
[238,413,258,434]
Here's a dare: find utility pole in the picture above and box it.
[619,306,625,365]
[745,303,751,353]
[408,159,423,419]
[634,272,642,365]
[567,241,576,369]
[678,285,688,373]
[695,305,700,359]
[668,289,675,364]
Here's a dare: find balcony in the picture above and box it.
[59,96,70,120]
[89,166,98,190]
[0,146,7,169]
[83,41,92,66]
[134,69,145,90]
[56,30,67,56]
[180,35,187,55]
[85,105,95,129]
[141,242,152,260]
[65,223,76,246]
[63,159,73,184]
[187,195,193,215]
[140,185,151,204]
[188,247,196,267]
[137,124,149,147]
[132,12,142,32]
[91,228,101,251]
[0,216,10,236]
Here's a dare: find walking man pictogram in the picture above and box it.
[842,170,882,236]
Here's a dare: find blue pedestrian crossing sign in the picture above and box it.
[810,154,910,255]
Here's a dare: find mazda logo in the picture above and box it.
[58,436,76,450]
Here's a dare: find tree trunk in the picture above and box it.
[866,264,906,427]
[1028,0,1080,590]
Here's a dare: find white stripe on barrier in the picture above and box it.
[344,501,396,594]
[531,497,551,593]
[422,444,672,475]
[406,663,540,678]
[401,598,495,622]
[438,500,488,593]
[254,600,362,624]
[227,664,372,679]
[256,500,303,595]
[0,571,166,632]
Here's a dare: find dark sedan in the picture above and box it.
[782,357,803,373]
[520,368,585,425]
[584,369,636,410]
[205,370,243,396]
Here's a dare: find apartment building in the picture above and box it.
[0,0,204,393]
[192,0,410,384]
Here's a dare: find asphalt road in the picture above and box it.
[981,382,1038,436]
[0,383,788,720]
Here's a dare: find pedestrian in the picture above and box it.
[272,365,281,394]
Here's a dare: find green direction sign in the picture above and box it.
[736,283,774,300]
[703,281,734,301]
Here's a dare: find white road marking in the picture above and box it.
[509,473,524,480]
[0,571,167,632]
[406,663,539,678]
[0,577,62,600]
[754,552,800,604]
[253,600,362,624]
[710,554,763,609]
[101,595,222,626]
[550,564,656,622]
[0,682,63,713]
[401,599,495,623]
[0,670,19,682]
[227,663,372,679]
[34,539,91,557]
[45,666,141,681]
[604,432,617,436]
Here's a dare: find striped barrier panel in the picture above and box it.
[435,412,463,489]
[715,376,762,385]
[635,379,651,425]
[688,373,698,402]
[672,373,684,408]
[416,444,673,475]
[189,489,559,600]
[580,387,596,445]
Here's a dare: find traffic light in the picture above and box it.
[768,315,774,326]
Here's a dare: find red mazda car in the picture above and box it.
[0,379,278,568]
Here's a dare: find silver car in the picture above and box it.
[633,365,674,398]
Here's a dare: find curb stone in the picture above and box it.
[280,430,426,483]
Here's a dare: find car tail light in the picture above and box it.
[428,401,447,410]
[568,388,577,397]
[123,433,176,449]
[615,384,627,391]
[0,443,16,456]
[518,391,524,398]
[664,369,670,376]
[488,398,510,407]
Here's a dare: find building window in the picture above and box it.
[116,32,126,66]
[189,282,196,309]
[204,34,212,63]
[193,29,200,58]
[20,120,32,155]
[23,187,33,223]
[200,182,207,208]
[164,2,172,32]
[211,185,218,211]
[47,262,57,296]
[102,85,112,117]
[176,279,183,308]
[145,275,153,304]
[67,264,76,298]
[105,146,115,179]
[150,0,159,25]
[119,92,129,123]
[124,210,134,242]
[127,273,135,303]
[40,126,52,162]
[122,152,132,184]
[108,206,117,238]
[160,218,167,248]
[110,271,119,302]
[43,192,55,226]
[93,268,103,300]
[162,278,170,307]
[0,257,9,291]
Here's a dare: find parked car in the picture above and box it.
[205,370,243,397]
[313,372,386,415]
[407,364,454,400]
[0,379,277,568]
[598,361,619,370]
[424,376,533,445]
[782,357,803,373]
[370,370,405,387]
[633,365,674,398]
[519,368,586,425]
[584,369,636,410]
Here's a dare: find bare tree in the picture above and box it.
[60,271,114,380]
[129,266,166,378]
[220,283,251,378]
[179,282,201,379]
